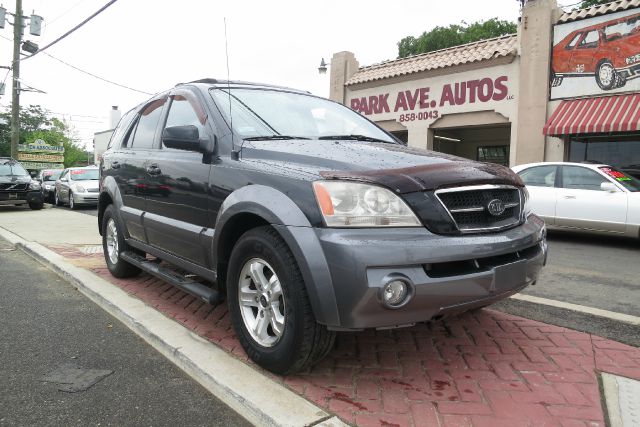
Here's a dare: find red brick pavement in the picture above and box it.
[52,244,640,427]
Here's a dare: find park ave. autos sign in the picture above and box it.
[346,63,518,127]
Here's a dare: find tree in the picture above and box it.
[397,18,518,58]
[0,105,90,167]
[579,0,610,8]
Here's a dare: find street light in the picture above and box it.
[318,58,330,74]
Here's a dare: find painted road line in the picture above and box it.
[0,226,343,427]
[511,293,640,326]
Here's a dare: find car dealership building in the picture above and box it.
[328,0,640,175]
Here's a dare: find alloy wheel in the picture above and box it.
[598,64,614,87]
[105,218,119,265]
[238,258,286,347]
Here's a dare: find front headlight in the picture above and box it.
[73,183,86,193]
[29,180,41,191]
[313,181,421,227]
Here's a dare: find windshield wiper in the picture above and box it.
[243,135,311,141]
[318,134,391,143]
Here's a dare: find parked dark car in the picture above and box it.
[0,157,44,210]
[36,168,63,203]
[98,79,547,374]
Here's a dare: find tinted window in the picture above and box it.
[130,99,166,149]
[578,30,599,48]
[518,166,557,187]
[109,110,137,149]
[561,166,607,191]
[164,93,207,139]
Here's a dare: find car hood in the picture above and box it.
[242,139,523,193]
[0,175,31,185]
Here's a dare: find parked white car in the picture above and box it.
[512,162,640,238]
[54,166,100,209]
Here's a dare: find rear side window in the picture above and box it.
[518,166,557,187]
[108,110,136,149]
[130,98,167,150]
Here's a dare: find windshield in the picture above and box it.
[70,169,99,181]
[42,170,62,181]
[0,161,29,176]
[210,88,395,143]
[600,167,640,192]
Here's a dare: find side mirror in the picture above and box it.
[29,170,37,178]
[162,125,213,154]
[601,182,619,192]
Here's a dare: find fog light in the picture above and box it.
[379,275,414,309]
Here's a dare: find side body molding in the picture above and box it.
[213,185,341,326]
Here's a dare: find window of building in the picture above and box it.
[568,135,640,179]
[477,146,509,166]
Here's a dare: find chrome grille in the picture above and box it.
[87,188,99,193]
[0,183,28,192]
[435,185,522,233]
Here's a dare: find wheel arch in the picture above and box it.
[98,176,122,236]
[213,185,341,327]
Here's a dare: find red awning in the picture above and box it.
[543,94,640,136]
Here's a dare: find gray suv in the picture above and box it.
[99,79,547,374]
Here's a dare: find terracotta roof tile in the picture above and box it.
[345,34,518,86]
[558,0,639,23]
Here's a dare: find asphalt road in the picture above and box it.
[0,237,249,427]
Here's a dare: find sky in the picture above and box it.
[0,0,579,149]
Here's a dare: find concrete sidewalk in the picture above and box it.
[2,207,640,427]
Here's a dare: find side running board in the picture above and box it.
[120,251,223,305]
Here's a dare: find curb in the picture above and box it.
[0,227,348,427]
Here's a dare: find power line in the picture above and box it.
[22,0,120,61]
[42,51,154,95]
[44,0,91,29]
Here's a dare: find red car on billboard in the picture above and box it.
[551,12,640,90]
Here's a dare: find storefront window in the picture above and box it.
[477,146,509,166]
[568,135,640,179]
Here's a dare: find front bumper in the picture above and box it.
[314,214,546,330]
[72,192,99,205]
[0,190,43,205]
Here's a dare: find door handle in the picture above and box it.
[111,161,120,169]
[146,164,161,175]
[563,195,576,199]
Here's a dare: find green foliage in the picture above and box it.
[579,0,610,8]
[397,18,518,58]
[0,105,90,167]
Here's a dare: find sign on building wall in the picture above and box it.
[550,8,640,100]
[347,65,517,127]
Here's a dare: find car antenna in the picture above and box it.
[225,18,240,161]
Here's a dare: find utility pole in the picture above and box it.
[10,0,22,159]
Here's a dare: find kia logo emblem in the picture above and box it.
[487,199,505,216]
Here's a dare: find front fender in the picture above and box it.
[214,185,341,326]
[98,176,124,235]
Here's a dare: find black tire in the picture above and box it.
[101,204,141,278]
[54,191,62,206]
[29,201,43,210]
[595,60,618,90]
[227,226,335,375]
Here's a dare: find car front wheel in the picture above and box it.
[227,226,335,375]
[54,191,61,206]
[69,192,76,210]
[596,60,618,90]
[102,204,141,278]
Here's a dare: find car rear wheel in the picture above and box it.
[596,60,618,90]
[102,204,141,278]
[227,226,335,375]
